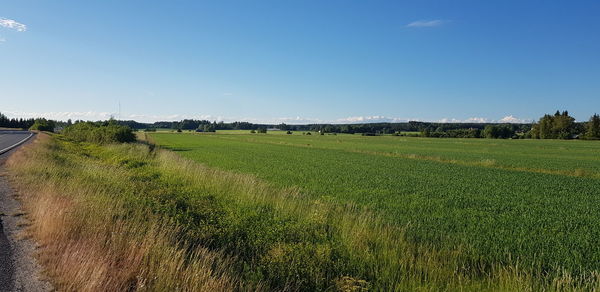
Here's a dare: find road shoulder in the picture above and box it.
[0,137,53,292]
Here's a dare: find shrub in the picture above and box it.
[62,122,136,144]
[29,118,55,132]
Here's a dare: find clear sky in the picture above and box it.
[1,1,599,123]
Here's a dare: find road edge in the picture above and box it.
[0,134,53,292]
[0,132,34,156]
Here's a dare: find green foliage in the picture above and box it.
[531,111,577,139]
[483,124,514,139]
[586,114,600,139]
[201,124,216,132]
[0,112,36,129]
[29,118,56,132]
[62,121,136,144]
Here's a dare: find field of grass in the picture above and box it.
[8,132,600,290]
[149,132,600,288]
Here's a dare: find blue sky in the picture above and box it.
[1,0,599,123]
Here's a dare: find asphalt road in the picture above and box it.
[0,131,32,156]
[0,130,33,292]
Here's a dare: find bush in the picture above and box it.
[29,118,55,132]
[483,125,514,139]
[286,131,292,135]
[62,122,136,144]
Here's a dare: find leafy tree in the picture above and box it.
[586,114,600,139]
[203,124,216,132]
[29,118,56,132]
[0,112,36,129]
[531,111,577,139]
[483,125,514,139]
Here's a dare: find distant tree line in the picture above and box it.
[114,112,600,140]
[5,110,600,140]
[0,112,36,129]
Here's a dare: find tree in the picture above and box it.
[531,111,577,139]
[483,125,514,139]
[553,111,575,139]
[29,118,55,132]
[538,114,554,139]
[586,114,600,139]
[203,124,216,132]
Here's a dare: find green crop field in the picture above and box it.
[150,132,600,288]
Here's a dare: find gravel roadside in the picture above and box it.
[0,138,53,292]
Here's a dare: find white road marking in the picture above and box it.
[0,132,33,155]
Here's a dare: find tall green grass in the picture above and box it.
[7,133,600,291]
[149,132,600,290]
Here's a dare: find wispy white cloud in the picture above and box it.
[0,17,27,32]
[498,115,532,123]
[437,116,531,124]
[336,116,411,124]
[406,19,445,28]
[437,117,487,123]
[2,111,531,124]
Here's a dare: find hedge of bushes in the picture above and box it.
[62,121,136,144]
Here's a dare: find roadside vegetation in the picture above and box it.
[5,120,600,290]
[62,120,136,143]
[29,118,56,132]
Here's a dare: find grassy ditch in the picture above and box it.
[5,133,599,291]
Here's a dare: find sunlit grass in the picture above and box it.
[7,133,600,290]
